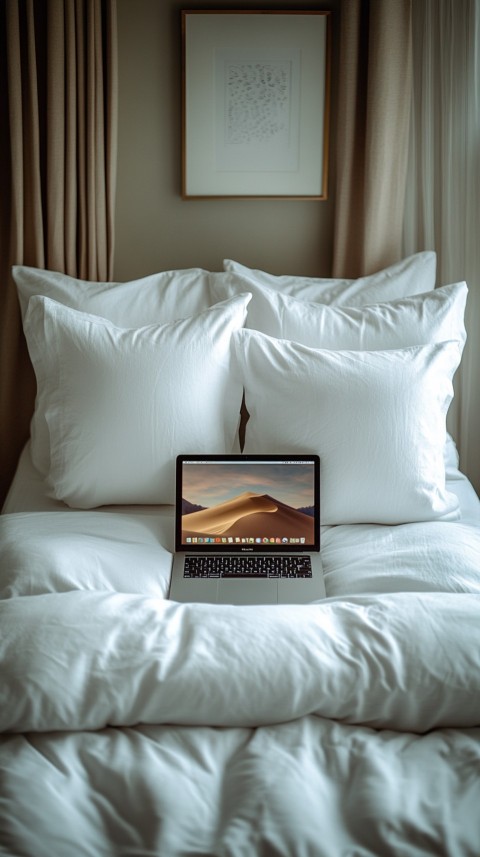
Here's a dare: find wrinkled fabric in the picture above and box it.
[2,720,480,857]
[2,456,480,856]
[2,591,480,734]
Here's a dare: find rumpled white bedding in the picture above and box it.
[2,590,480,734]
[2,591,480,855]
[1,443,480,856]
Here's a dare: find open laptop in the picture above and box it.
[169,454,325,605]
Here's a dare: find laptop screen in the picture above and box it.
[175,454,320,553]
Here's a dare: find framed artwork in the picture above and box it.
[181,10,331,199]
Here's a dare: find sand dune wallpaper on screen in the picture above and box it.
[181,463,315,545]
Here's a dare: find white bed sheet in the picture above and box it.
[2,439,480,601]
[5,434,478,517]
[1,443,175,598]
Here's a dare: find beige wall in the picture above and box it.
[114,0,338,280]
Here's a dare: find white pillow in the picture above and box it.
[219,281,468,349]
[223,252,437,305]
[233,329,463,525]
[13,265,244,473]
[23,294,251,508]
[13,264,240,326]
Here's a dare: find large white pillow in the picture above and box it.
[23,293,251,508]
[13,265,242,326]
[223,252,436,305]
[218,281,468,349]
[13,265,248,474]
[233,329,463,525]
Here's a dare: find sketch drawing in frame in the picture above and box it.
[182,10,331,199]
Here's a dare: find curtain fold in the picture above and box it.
[332,0,412,278]
[0,0,118,505]
[403,0,480,493]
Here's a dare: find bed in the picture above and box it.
[1,254,480,857]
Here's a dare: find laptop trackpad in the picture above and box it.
[216,580,274,605]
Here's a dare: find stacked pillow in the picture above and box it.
[14,252,467,523]
[218,255,466,525]
[233,332,463,524]
[222,252,437,305]
[14,265,253,506]
[215,277,467,350]
[15,265,229,325]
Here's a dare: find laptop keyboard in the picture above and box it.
[184,555,312,579]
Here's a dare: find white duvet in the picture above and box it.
[1,587,480,856]
[2,590,480,735]
[2,453,480,857]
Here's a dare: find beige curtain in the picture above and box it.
[0,0,118,505]
[332,0,412,278]
[403,0,480,494]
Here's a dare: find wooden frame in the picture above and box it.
[181,10,331,199]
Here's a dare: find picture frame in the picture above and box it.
[181,10,331,199]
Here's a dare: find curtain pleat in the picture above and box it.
[332,0,412,277]
[64,0,77,273]
[0,0,118,505]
